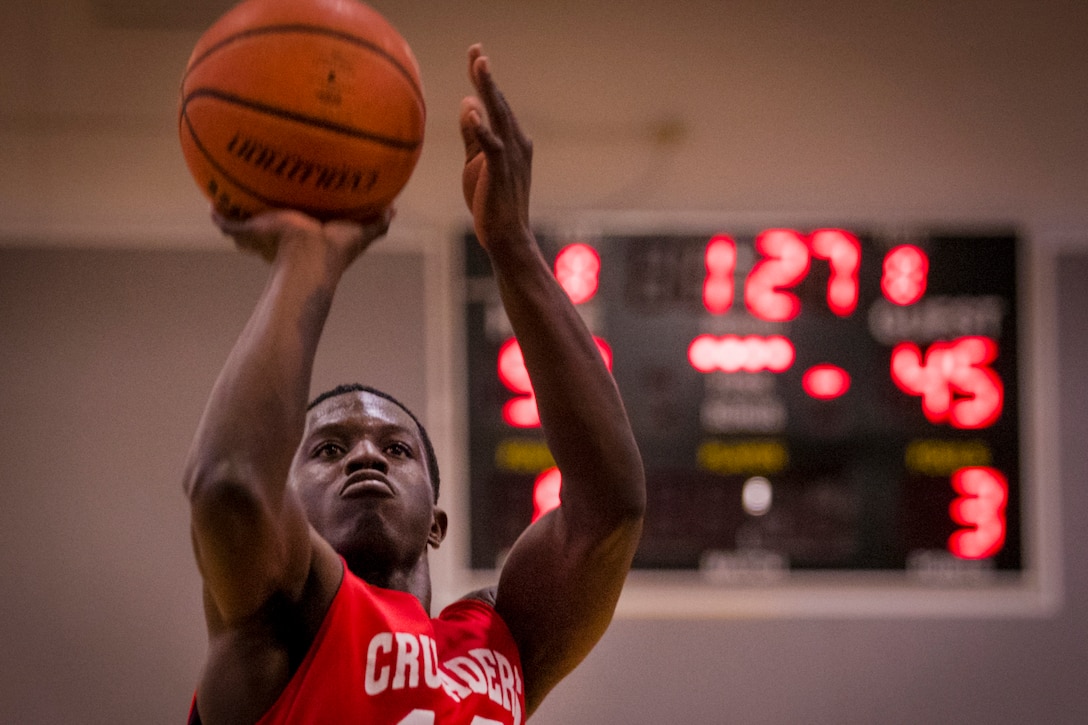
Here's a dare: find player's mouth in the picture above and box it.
[339,472,395,498]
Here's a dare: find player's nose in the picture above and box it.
[343,438,388,473]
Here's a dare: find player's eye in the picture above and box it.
[385,441,413,458]
[314,441,345,459]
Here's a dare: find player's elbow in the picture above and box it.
[577,465,647,536]
[184,455,231,501]
[611,480,647,529]
[183,456,265,517]
[609,455,648,523]
[184,463,281,572]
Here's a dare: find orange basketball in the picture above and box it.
[179,0,425,221]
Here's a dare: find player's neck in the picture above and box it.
[347,554,433,613]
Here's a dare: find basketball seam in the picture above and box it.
[182,23,424,107]
[180,109,385,217]
[181,88,421,150]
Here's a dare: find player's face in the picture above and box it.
[291,391,444,570]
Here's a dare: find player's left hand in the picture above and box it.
[460,44,533,255]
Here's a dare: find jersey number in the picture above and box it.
[397,711,503,725]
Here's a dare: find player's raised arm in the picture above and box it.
[182,210,390,627]
[460,45,646,714]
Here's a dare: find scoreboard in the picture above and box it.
[463,225,1021,580]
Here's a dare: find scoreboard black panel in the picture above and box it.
[463,226,1020,578]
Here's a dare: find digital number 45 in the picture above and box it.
[890,336,1004,429]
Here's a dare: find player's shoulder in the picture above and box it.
[456,585,497,608]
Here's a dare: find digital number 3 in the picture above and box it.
[948,467,1008,560]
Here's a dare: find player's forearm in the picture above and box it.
[490,232,646,525]
[183,242,341,504]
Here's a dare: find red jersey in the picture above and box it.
[190,565,525,725]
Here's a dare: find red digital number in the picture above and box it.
[890,336,1003,429]
[948,467,1008,560]
[497,338,538,427]
[700,228,861,321]
[702,234,737,314]
[802,364,851,399]
[499,337,612,428]
[745,229,811,321]
[498,243,613,428]
[809,229,861,316]
[688,334,795,373]
[532,467,562,522]
[554,243,600,305]
[881,244,929,306]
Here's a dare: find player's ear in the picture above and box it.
[428,508,448,549]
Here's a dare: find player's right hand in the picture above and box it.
[212,207,393,269]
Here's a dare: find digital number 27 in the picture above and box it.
[704,229,861,321]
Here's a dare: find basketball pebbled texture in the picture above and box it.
[179,0,425,220]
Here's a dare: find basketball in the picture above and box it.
[178,0,425,221]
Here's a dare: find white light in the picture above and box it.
[742,476,773,516]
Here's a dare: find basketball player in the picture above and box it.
[184,44,646,723]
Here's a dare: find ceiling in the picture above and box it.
[88,0,235,29]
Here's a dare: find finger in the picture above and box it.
[341,206,395,238]
[460,96,507,177]
[209,209,265,239]
[470,52,514,139]
[459,96,486,160]
[211,208,247,236]
[467,43,483,82]
[370,206,395,235]
[473,119,504,158]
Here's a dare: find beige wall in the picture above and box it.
[2,1,1086,240]
[0,247,428,722]
[2,1,1087,723]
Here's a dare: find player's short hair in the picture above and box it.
[307,383,440,502]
